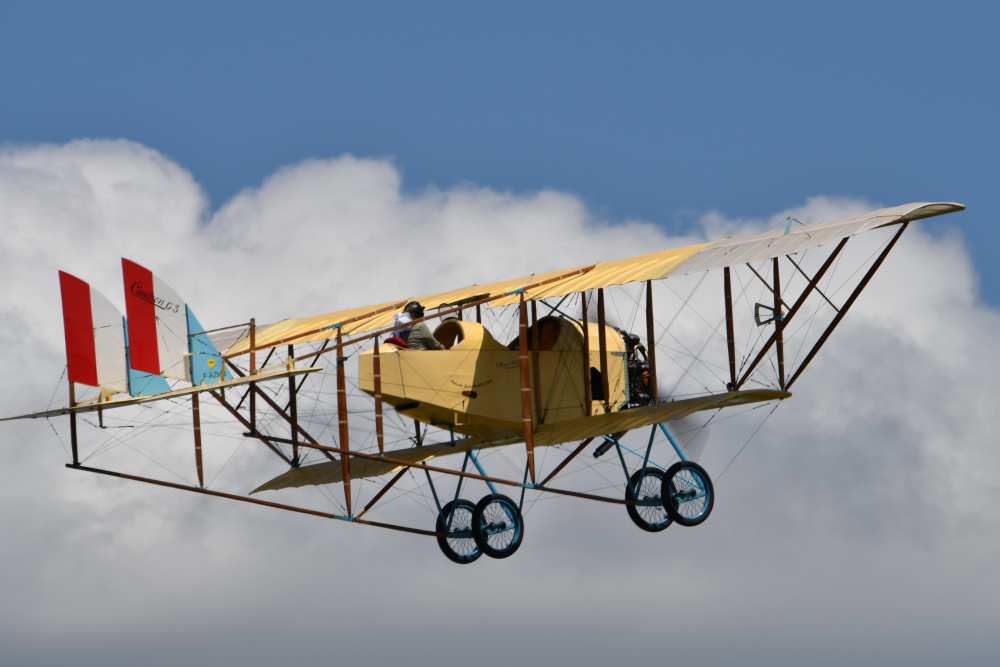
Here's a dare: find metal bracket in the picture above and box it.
[754,303,782,326]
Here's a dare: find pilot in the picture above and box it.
[402,301,443,351]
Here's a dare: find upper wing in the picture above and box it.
[224,202,964,355]
[490,201,966,306]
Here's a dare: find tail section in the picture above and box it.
[58,261,233,400]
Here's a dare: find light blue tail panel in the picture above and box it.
[187,305,230,386]
[124,316,170,397]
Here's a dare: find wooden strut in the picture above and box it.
[723,267,737,390]
[284,339,329,412]
[773,257,786,390]
[531,300,543,424]
[541,437,595,486]
[256,385,332,457]
[645,281,658,403]
[223,360,336,462]
[209,391,292,465]
[736,237,849,389]
[373,337,384,454]
[355,466,409,518]
[581,291,592,416]
[746,264,791,312]
[597,288,610,411]
[336,327,352,515]
[518,294,536,483]
[249,318,257,434]
[68,381,79,466]
[192,393,204,487]
[66,464,442,538]
[233,346,276,413]
[287,345,299,466]
[786,223,908,389]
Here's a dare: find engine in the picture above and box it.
[619,330,653,408]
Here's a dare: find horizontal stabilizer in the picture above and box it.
[2,365,323,421]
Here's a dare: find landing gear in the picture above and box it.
[472,494,524,559]
[436,499,482,564]
[661,461,714,527]
[625,467,672,532]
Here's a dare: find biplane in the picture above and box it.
[4,201,964,563]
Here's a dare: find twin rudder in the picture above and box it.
[59,259,230,398]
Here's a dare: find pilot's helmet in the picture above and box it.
[404,301,425,319]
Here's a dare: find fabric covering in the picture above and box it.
[59,271,129,394]
[122,258,190,381]
[223,202,964,355]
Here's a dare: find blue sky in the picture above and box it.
[3,2,996,299]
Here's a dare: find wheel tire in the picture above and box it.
[625,467,672,532]
[472,494,524,559]
[436,499,482,564]
[661,461,715,527]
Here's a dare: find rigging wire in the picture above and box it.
[715,401,781,483]
[47,365,68,410]
[46,418,70,460]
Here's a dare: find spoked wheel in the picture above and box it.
[625,467,672,532]
[661,461,714,527]
[472,494,524,559]
[436,499,482,564]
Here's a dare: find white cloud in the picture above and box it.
[0,140,997,666]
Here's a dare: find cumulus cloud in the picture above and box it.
[0,140,997,666]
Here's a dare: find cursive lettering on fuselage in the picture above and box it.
[131,282,181,313]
